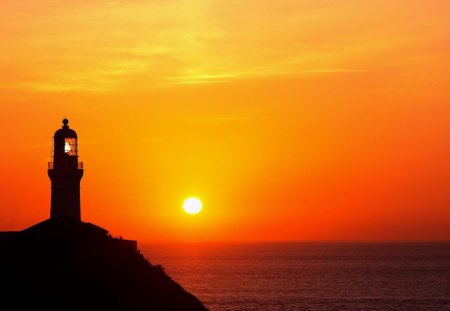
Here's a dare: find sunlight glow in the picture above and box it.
[1,0,449,242]
[183,197,203,215]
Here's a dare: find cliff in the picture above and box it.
[0,217,208,311]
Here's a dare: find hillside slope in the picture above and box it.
[0,217,208,311]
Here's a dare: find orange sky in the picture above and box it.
[1,0,449,242]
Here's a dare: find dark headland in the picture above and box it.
[0,119,208,310]
[0,217,207,310]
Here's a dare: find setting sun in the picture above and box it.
[183,198,203,215]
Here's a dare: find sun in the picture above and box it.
[183,197,203,215]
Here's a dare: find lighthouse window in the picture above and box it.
[64,138,77,156]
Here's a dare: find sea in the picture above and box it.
[140,242,450,311]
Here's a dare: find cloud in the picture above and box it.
[161,69,368,86]
[1,0,449,93]
[163,74,235,85]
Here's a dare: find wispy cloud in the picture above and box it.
[1,0,448,92]
[163,74,236,85]
[161,69,368,86]
[285,69,368,74]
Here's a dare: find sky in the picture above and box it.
[0,0,449,242]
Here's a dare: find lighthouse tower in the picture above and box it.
[48,119,84,221]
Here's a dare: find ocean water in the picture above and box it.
[140,242,450,310]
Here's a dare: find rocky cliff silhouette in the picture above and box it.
[0,216,208,310]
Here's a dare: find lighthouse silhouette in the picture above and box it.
[0,119,207,311]
[48,118,84,220]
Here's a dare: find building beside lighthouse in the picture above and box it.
[48,118,84,220]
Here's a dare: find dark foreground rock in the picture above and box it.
[0,217,208,311]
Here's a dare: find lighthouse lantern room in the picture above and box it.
[48,119,84,220]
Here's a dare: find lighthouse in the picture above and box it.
[48,119,83,220]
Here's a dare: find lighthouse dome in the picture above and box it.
[54,118,77,138]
